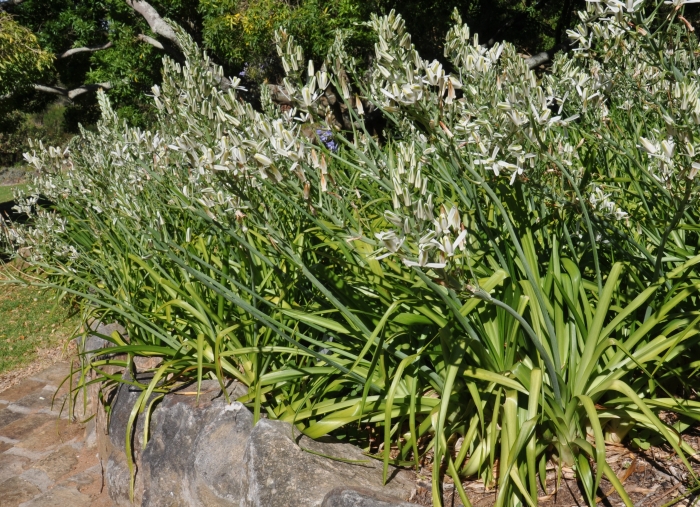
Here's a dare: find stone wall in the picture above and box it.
[83,323,420,507]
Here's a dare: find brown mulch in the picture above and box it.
[403,433,700,507]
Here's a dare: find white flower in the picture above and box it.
[604,0,643,13]
[452,229,468,251]
[664,0,700,7]
[688,162,700,180]
[613,209,629,220]
[384,210,404,227]
[661,139,675,159]
[509,166,524,185]
[639,137,658,155]
[355,95,365,115]
[589,186,628,221]
[317,71,329,90]
[447,206,461,231]
[445,79,456,104]
[301,86,314,108]
[253,153,273,166]
[434,229,468,257]
[402,249,446,269]
[375,231,404,253]
[425,60,443,86]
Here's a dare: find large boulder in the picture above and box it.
[102,379,248,507]
[141,390,251,506]
[88,323,418,507]
[101,379,417,507]
[241,419,415,506]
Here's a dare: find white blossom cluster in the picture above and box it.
[4,0,700,272]
[588,186,629,221]
[372,142,467,268]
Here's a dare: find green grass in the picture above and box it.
[0,184,27,204]
[0,264,81,374]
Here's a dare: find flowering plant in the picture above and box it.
[5,2,700,505]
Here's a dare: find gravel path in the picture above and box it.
[0,361,112,507]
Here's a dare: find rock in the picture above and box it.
[103,377,249,507]
[140,387,251,507]
[33,445,79,480]
[20,485,92,507]
[19,468,53,493]
[82,322,156,376]
[105,452,136,507]
[133,356,163,371]
[0,454,31,482]
[103,379,148,507]
[92,340,419,507]
[0,476,42,507]
[81,321,126,361]
[322,487,417,507]
[242,419,415,507]
[0,413,52,441]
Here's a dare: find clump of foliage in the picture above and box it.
[7,1,700,506]
[1,0,591,133]
[380,0,585,63]
[0,0,595,167]
[0,11,53,96]
[0,103,73,166]
[199,0,381,81]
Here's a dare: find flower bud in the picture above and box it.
[639,137,657,155]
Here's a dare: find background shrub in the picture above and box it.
[0,0,595,157]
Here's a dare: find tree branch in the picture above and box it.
[137,33,164,50]
[525,51,554,69]
[128,0,227,88]
[125,0,180,49]
[33,82,112,100]
[67,82,112,99]
[32,84,68,96]
[57,41,113,59]
[524,41,573,70]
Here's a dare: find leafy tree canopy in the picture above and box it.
[0,11,53,96]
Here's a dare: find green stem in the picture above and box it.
[655,182,693,282]
[458,156,562,375]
